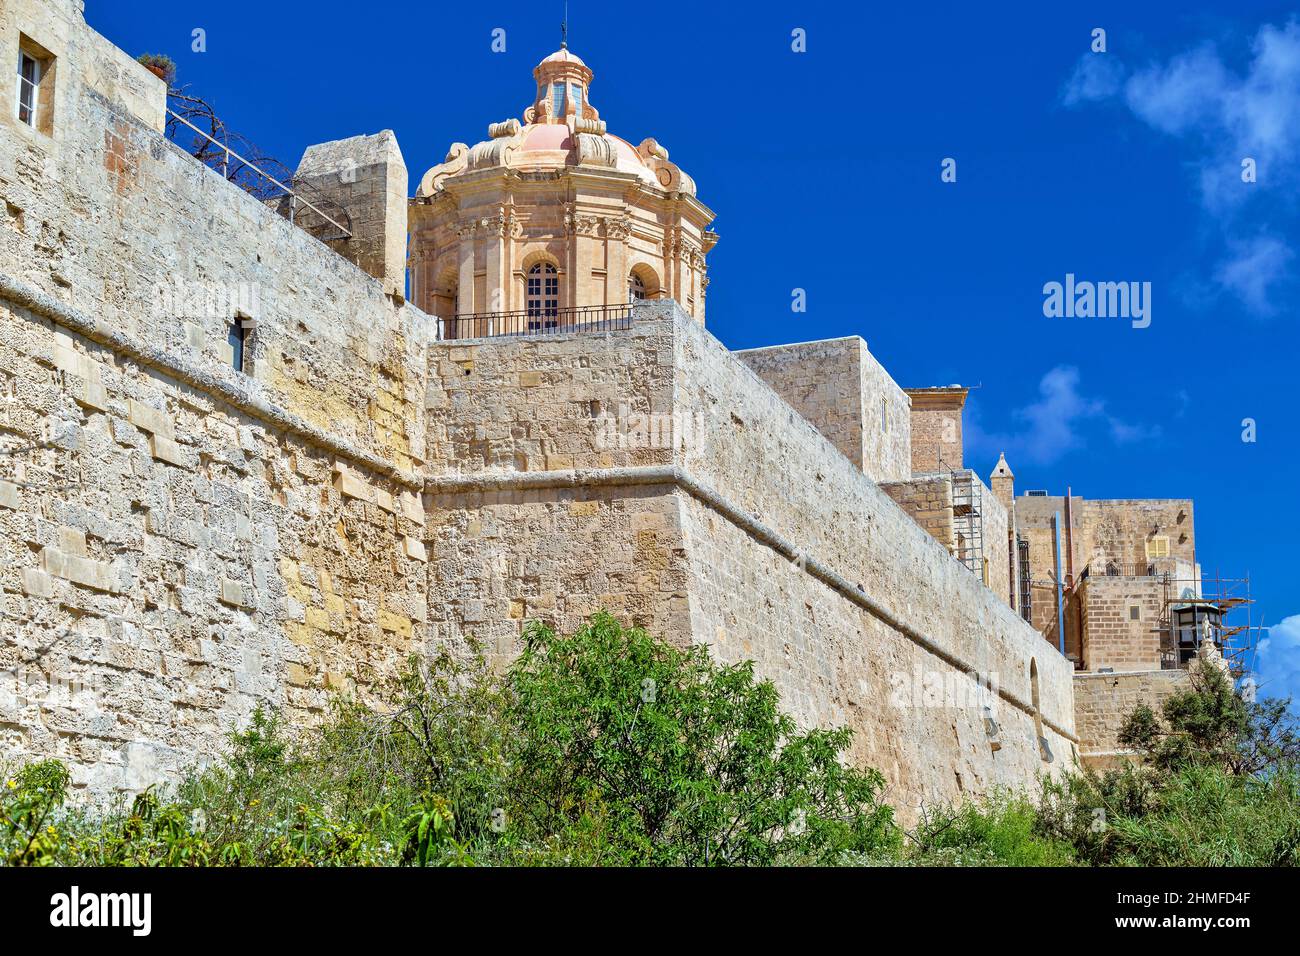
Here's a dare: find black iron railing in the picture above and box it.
[436,304,634,340]
[1079,561,1166,579]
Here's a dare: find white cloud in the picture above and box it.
[1255,614,1300,706]
[1108,417,1160,445]
[1013,366,1100,464]
[1214,234,1294,314]
[1061,21,1300,314]
[965,366,1156,467]
[1123,45,1229,136]
[1061,53,1126,106]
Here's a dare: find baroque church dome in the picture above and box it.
[415,45,696,198]
[409,44,716,330]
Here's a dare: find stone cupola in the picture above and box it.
[409,45,718,332]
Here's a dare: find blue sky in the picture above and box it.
[86,1,1300,703]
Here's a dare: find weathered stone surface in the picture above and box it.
[425,305,1080,817]
[0,0,430,797]
[1,0,1206,823]
[736,337,911,484]
[1074,669,1189,769]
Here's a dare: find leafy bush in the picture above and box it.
[1,614,896,867]
[502,615,898,865]
[6,623,1297,868]
[136,53,177,85]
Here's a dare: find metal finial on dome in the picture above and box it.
[561,0,568,48]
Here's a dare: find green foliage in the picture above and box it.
[1118,663,1300,776]
[400,794,456,866]
[1034,662,1300,866]
[1,760,70,866]
[895,793,1076,867]
[503,615,898,865]
[0,614,894,867]
[135,53,177,85]
[5,624,1296,868]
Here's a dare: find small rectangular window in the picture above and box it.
[1146,536,1170,559]
[1129,605,1141,621]
[573,86,583,119]
[227,320,245,372]
[881,397,889,434]
[17,51,41,127]
[551,82,566,118]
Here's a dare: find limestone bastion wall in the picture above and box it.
[426,304,1078,815]
[0,0,431,795]
[1074,669,1189,770]
[670,316,1076,811]
[2,0,1080,812]
[422,315,691,660]
[733,337,911,485]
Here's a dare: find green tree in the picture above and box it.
[501,613,897,865]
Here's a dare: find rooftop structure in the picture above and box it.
[408,45,717,335]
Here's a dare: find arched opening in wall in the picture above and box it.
[1030,658,1050,762]
[527,262,559,330]
[431,268,459,322]
[628,264,660,304]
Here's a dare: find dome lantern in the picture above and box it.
[409,45,718,335]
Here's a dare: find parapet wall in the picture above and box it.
[1074,669,1189,769]
[734,337,910,484]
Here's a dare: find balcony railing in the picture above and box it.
[436,304,634,341]
[1078,561,1167,580]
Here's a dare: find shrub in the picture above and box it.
[136,53,177,86]
[1,614,897,867]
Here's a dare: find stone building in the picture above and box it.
[1,0,1236,812]
[866,385,1249,769]
[407,45,717,332]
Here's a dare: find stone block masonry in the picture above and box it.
[1074,669,1189,770]
[735,337,911,484]
[293,131,408,300]
[427,303,1078,818]
[1079,575,1165,672]
[4,0,1085,818]
[880,476,955,552]
[0,0,429,795]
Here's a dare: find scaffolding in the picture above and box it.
[950,470,984,576]
[1158,571,1261,674]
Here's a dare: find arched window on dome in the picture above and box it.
[527,262,559,330]
[628,271,646,303]
[573,85,584,119]
[551,82,566,119]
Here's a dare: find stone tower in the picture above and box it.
[990,451,1015,513]
[408,44,718,332]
